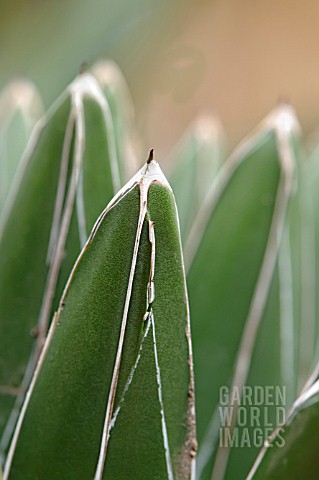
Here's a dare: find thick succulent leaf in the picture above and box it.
[280,164,302,397]
[3,160,196,480]
[295,144,319,388]
[247,380,319,479]
[77,95,118,243]
[247,141,319,479]
[224,122,301,480]
[169,115,224,246]
[0,80,43,212]
[0,95,72,457]
[0,73,119,460]
[91,60,140,183]
[185,107,298,480]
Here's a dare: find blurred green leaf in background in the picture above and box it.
[169,115,224,245]
[0,66,137,462]
[0,80,43,212]
[186,106,300,479]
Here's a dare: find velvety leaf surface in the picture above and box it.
[3,161,196,480]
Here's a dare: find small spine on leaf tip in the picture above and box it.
[147,149,154,164]
[277,95,291,106]
[79,61,88,74]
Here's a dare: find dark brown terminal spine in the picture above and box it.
[147,149,154,164]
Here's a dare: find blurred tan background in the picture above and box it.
[1,0,319,157]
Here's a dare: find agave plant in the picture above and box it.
[0,62,196,480]
[0,60,319,480]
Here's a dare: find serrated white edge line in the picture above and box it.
[35,93,85,349]
[76,167,88,248]
[94,159,168,479]
[151,313,174,480]
[93,188,146,480]
[108,318,152,433]
[46,111,75,265]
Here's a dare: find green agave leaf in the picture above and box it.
[91,60,141,183]
[3,159,196,480]
[224,221,299,476]
[280,162,302,397]
[245,134,319,479]
[224,116,302,480]
[0,73,120,461]
[185,107,299,480]
[250,140,319,480]
[0,80,43,213]
[169,115,224,247]
[247,380,319,479]
[295,143,319,388]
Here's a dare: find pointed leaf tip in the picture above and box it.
[147,149,154,164]
[263,104,301,136]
